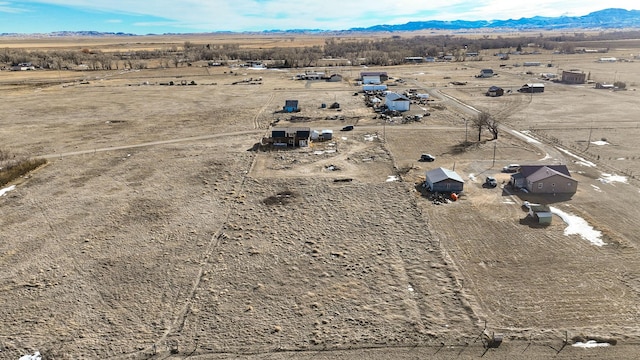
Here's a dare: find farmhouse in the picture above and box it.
[518,83,545,93]
[561,70,586,84]
[425,167,464,193]
[384,92,411,112]
[270,127,311,147]
[477,69,494,78]
[283,100,299,113]
[510,165,577,194]
[486,86,504,97]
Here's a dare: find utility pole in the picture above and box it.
[492,140,497,167]
[383,118,386,143]
[464,118,468,143]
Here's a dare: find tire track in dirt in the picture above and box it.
[253,93,275,129]
[38,130,263,159]
[121,144,260,359]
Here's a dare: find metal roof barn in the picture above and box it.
[425,167,464,193]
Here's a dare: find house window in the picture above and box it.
[538,183,543,189]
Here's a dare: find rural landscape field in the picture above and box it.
[2,31,640,360]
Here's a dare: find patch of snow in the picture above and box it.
[591,184,602,192]
[386,175,399,182]
[503,200,515,204]
[0,185,16,197]
[325,149,337,154]
[599,173,628,184]
[341,137,348,141]
[616,157,625,161]
[513,130,542,144]
[591,140,609,146]
[550,206,604,246]
[19,352,42,360]
[539,153,552,161]
[313,150,324,155]
[557,147,596,167]
[572,340,611,348]
[468,173,476,182]
[364,134,378,141]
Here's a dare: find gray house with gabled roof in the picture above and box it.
[425,167,464,192]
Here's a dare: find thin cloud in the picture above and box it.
[5,0,640,32]
[0,1,29,13]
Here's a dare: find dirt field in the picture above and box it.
[2,36,640,360]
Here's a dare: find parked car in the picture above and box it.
[419,154,436,162]
[485,176,497,188]
[341,125,354,131]
[502,164,520,173]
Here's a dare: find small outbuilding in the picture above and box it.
[486,86,504,97]
[425,167,464,193]
[561,70,586,84]
[529,204,553,225]
[321,129,333,140]
[477,69,494,78]
[283,100,299,113]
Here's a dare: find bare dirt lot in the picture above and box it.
[2,36,640,360]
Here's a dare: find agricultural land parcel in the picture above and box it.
[2,33,640,359]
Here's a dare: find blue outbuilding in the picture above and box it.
[283,100,299,113]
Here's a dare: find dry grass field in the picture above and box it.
[2,34,640,360]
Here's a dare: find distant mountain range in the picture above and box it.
[351,8,640,32]
[1,8,639,37]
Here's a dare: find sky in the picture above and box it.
[0,1,637,34]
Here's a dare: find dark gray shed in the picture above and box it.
[425,167,464,193]
[486,86,504,97]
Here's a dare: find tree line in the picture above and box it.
[2,30,640,70]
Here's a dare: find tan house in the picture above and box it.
[510,165,577,194]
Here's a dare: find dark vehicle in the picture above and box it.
[485,176,498,188]
[341,125,354,131]
[419,154,436,162]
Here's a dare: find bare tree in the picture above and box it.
[473,111,500,141]
[473,112,486,141]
